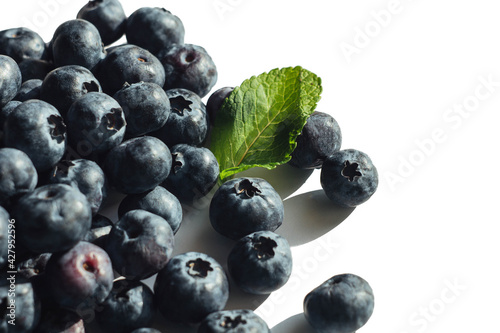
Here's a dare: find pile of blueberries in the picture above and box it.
[0,0,378,332]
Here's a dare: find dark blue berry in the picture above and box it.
[0,27,46,63]
[320,149,378,207]
[0,148,38,208]
[77,0,127,46]
[198,309,270,333]
[83,213,113,248]
[154,252,229,323]
[209,177,284,240]
[304,273,374,333]
[206,86,234,126]
[14,79,43,101]
[0,55,22,107]
[18,58,55,82]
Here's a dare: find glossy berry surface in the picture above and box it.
[48,159,108,216]
[3,99,66,172]
[152,88,209,147]
[0,148,38,208]
[118,186,183,234]
[50,19,106,70]
[14,183,92,254]
[227,231,292,295]
[40,65,102,117]
[206,86,234,125]
[0,27,46,63]
[0,54,22,107]
[105,209,175,280]
[320,149,378,207]
[44,241,114,312]
[304,273,374,333]
[77,0,127,46]
[126,7,185,56]
[103,136,172,194]
[289,111,342,169]
[159,43,217,98]
[162,144,219,203]
[113,81,171,137]
[209,177,284,240]
[65,91,126,157]
[154,251,229,323]
[96,279,156,333]
[198,309,270,333]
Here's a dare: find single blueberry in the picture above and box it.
[227,231,292,295]
[103,136,172,194]
[0,27,46,63]
[198,309,271,333]
[162,144,219,204]
[77,0,127,46]
[0,55,22,107]
[320,149,378,207]
[152,88,209,147]
[158,43,217,98]
[209,177,284,240]
[154,252,229,323]
[105,209,175,280]
[206,86,234,126]
[96,279,156,333]
[13,183,92,254]
[113,81,171,137]
[0,148,38,208]
[126,7,185,56]
[289,111,342,169]
[3,99,67,172]
[304,273,375,333]
[118,186,182,234]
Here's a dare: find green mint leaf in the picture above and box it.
[210,66,322,182]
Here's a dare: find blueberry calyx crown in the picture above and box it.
[48,114,67,143]
[234,179,262,198]
[53,160,75,177]
[170,95,192,116]
[104,108,126,132]
[341,160,362,182]
[253,236,277,259]
[186,258,213,278]
[82,81,100,93]
[221,315,247,328]
[171,153,183,174]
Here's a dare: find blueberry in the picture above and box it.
[0,148,38,208]
[0,55,22,107]
[158,44,217,98]
[16,253,52,280]
[48,159,108,215]
[13,183,92,254]
[83,213,113,248]
[209,177,284,240]
[131,329,162,333]
[94,44,166,96]
[0,27,46,63]
[40,65,102,117]
[35,307,85,333]
[162,144,219,203]
[77,0,127,46]
[126,7,185,56]
[44,241,114,313]
[50,19,106,70]
[0,206,8,269]
[65,92,126,157]
[103,136,172,194]
[0,279,41,332]
[18,58,55,82]
[113,81,171,137]
[154,252,229,323]
[198,309,270,333]
[320,149,378,207]
[96,279,156,333]
[14,78,43,101]
[227,231,292,295]
[3,100,67,172]
[118,186,182,234]
[152,88,209,147]
[304,273,375,333]
[289,111,342,169]
[105,209,175,280]
[206,86,234,125]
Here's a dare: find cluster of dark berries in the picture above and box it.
[0,0,376,332]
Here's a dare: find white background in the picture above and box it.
[2,0,500,332]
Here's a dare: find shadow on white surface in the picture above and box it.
[271,313,316,333]
[280,190,355,246]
